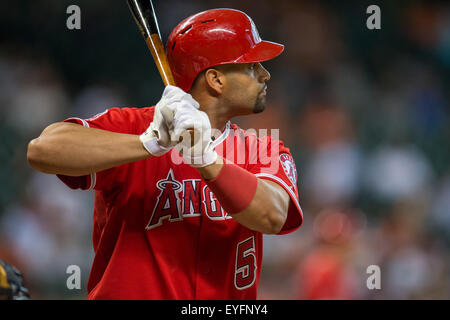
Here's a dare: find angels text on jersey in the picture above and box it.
[146,169,233,230]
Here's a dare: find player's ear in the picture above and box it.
[204,68,226,95]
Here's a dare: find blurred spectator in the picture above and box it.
[373,202,450,299]
[431,174,450,244]
[0,172,94,299]
[294,208,365,300]
[70,84,127,120]
[299,104,362,208]
[364,144,433,202]
[0,53,68,136]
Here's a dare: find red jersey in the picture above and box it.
[57,106,303,299]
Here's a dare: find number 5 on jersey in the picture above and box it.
[234,236,257,290]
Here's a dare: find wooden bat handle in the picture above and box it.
[147,34,194,143]
[126,0,194,143]
[146,34,176,86]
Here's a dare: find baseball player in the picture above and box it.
[27,8,303,299]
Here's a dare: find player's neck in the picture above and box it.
[191,94,231,132]
[202,108,230,132]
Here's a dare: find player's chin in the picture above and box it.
[252,97,266,114]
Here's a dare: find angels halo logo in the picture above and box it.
[280,153,297,187]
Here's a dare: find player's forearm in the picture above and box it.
[230,179,289,234]
[27,122,150,176]
[198,158,289,234]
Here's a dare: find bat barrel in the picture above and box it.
[127,0,176,86]
[127,0,161,38]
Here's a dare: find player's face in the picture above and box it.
[222,62,271,115]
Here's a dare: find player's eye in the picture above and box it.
[249,63,256,70]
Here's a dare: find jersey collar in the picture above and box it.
[211,121,231,148]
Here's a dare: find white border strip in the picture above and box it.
[255,173,303,218]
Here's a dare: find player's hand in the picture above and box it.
[139,85,188,156]
[172,104,218,168]
[156,85,201,142]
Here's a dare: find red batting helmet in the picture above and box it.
[166,8,284,92]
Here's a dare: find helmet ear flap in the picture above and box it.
[166,9,284,92]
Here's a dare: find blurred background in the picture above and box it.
[0,0,449,299]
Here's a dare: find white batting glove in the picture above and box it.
[139,86,188,156]
[158,86,201,142]
[173,107,218,168]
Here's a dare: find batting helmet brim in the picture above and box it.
[234,40,284,64]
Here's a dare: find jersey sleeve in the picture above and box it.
[56,107,153,191]
[246,135,303,234]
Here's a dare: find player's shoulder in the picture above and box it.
[86,105,155,120]
[76,106,155,134]
[93,106,155,126]
[104,105,155,117]
[124,106,156,123]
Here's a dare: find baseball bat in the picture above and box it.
[126,0,194,143]
[126,0,175,86]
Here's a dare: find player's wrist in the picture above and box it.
[139,130,172,156]
[203,160,258,214]
[197,155,223,180]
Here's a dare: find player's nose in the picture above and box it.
[257,63,271,83]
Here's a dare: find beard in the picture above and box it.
[252,95,266,114]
